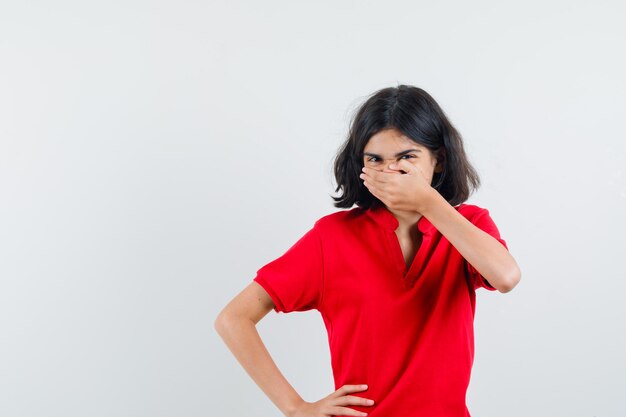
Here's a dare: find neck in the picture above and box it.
[386,206,423,233]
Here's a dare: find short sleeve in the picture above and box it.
[252,225,324,313]
[464,208,509,291]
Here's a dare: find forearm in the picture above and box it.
[215,315,304,416]
[420,191,521,292]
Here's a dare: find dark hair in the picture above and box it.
[331,84,480,209]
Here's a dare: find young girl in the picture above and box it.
[215,84,521,417]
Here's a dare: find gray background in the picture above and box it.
[1,1,625,416]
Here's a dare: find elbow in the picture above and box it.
[214,310,231,336]
[497,265,522,293]
[214,313,224,335]
[214,309,254,337]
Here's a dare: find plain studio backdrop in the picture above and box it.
[1,1,625,416]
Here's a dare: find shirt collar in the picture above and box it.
[365,202,436,235]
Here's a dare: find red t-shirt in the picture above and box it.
[253,202,508,417]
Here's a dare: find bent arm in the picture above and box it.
[214,281,304,417]
[420,191,522,293]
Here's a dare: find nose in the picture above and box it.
[380,159,399,172]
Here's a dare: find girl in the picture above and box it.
[215,84,521,417]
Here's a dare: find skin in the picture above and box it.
[361,128,445,269]
[215,127,521,417]
[214,283,373,416]
[360,128,521,292]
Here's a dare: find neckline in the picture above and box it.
[365,201,463,235]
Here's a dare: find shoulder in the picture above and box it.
[455,202,491,221]
[456,202,504,235]
[312,206,368,233]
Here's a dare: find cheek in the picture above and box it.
[415,162,434,176]
[412,161,425,171]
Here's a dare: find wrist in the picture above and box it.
[284,396,305,417]
[418,189,444,216]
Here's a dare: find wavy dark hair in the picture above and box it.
[331,84,481,209]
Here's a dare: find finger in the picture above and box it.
[363,166,393,180]
[364,173,391,195]
[329,406,369,416]
[361,174,380,194]
[365,170,391,185]
[360,175,369,189]
[363,174,392,204]
[376,166,405,182]
[361,167,379,184]
[332,384,369,398]
[391,159,412,174]
[334,395,375,407]
[368,176,390,197]
[360,171,384,186]
[363,179,382,200]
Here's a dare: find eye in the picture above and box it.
[366,157,381,162]
[400,154,415,159]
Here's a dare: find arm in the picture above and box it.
[420,190,522,293]
[214,281,305,417]
[359,160,521,293]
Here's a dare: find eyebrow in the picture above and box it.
[363,149,422,158]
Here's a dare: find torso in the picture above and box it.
[254,202,494,415]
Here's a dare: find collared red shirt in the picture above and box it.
[253,202,508,417]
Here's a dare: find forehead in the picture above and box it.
[363,128,425,152]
